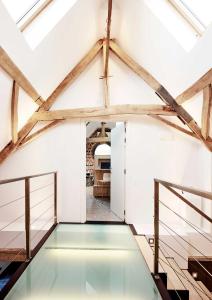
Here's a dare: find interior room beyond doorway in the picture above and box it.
[86,122,124,222]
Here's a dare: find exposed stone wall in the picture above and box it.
[86,142,95,176]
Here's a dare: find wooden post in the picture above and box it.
[54,172,57,225]
[154,180,159,275]
[25,178,31,261]
[104,0,113,79]
[11,81,19,143]
[103,40,110,108]
[201,84,212,140]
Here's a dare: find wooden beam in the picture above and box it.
[87,137,110,143]
[19,120,62,147]
[77,115,167,123]
[201,84,212,140]
[109,40,210,149]
[150,115,198,139]
[0,47,44,105]
[156,86,204,139]
[0,118,37,164]
[19,0,53,32]
[103,40,110,107]
[42,39,103,111]
[0,40,104,164]
[11,81,19,143]
[33,105,176,121]
[104,0,113,79]
[176,69,212,104]
[102,0,112,108]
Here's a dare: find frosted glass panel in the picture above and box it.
[6,225,162,300]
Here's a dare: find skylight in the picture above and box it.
[168,0,212,35]
[2,0,48,29]
[2,0,78,49]
[145,0,212,52]
[180,0,212,27]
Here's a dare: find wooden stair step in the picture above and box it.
[168,258,211,300]
[135,235,164,273]
[0,248,26,261]
[189,256,212,262]
[197,281,212,299]
[158,250,185,290]
[182,270,211,300]
[188,256,212,292]
[135,235,154,272]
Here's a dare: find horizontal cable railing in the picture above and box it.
[0,172,57,262]
[0,172,56,184]
[153,179,212,299]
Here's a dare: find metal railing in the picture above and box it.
[0,172,57,262]
[154,179,212,275]
[153,179,212,299]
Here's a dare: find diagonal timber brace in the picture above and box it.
[0,37,211,167]
[0,40,103,164]
[109,40,211,150]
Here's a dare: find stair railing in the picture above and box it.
[153,178,212,300]
[0,172,57,262]
[154,179,212,276]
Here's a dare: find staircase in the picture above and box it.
[148,179,212,299]
[135,235,212,299]
[188,257,212,292]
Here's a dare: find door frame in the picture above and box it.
[84,121,127,223]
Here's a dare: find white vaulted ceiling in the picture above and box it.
[0,0,211,154]
[0,0,211,100]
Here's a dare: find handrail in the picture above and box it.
[155,179,212,200]
[0,171,56,185]
[153,178,212,276]
[163,185,212,223]
[0,171,57,261]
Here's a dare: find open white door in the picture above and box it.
[111,123,126,221]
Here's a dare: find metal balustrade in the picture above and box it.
[153,179,212,299]
[0,172,57,263]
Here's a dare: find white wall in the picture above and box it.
[0,0,211,227]
[111,123,125,220]
[125,118,212,234]
[0,121,86,223]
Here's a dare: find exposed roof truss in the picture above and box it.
[0,37,212,165]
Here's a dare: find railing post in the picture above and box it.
[25,178,31,261]
[54,172,57,225]
[154,180,159,275]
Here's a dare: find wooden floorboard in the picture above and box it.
[0,248,26,261]
[0,229,49,261]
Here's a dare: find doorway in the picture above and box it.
[86,122,125,222]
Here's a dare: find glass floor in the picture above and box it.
[5,224,162,300]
